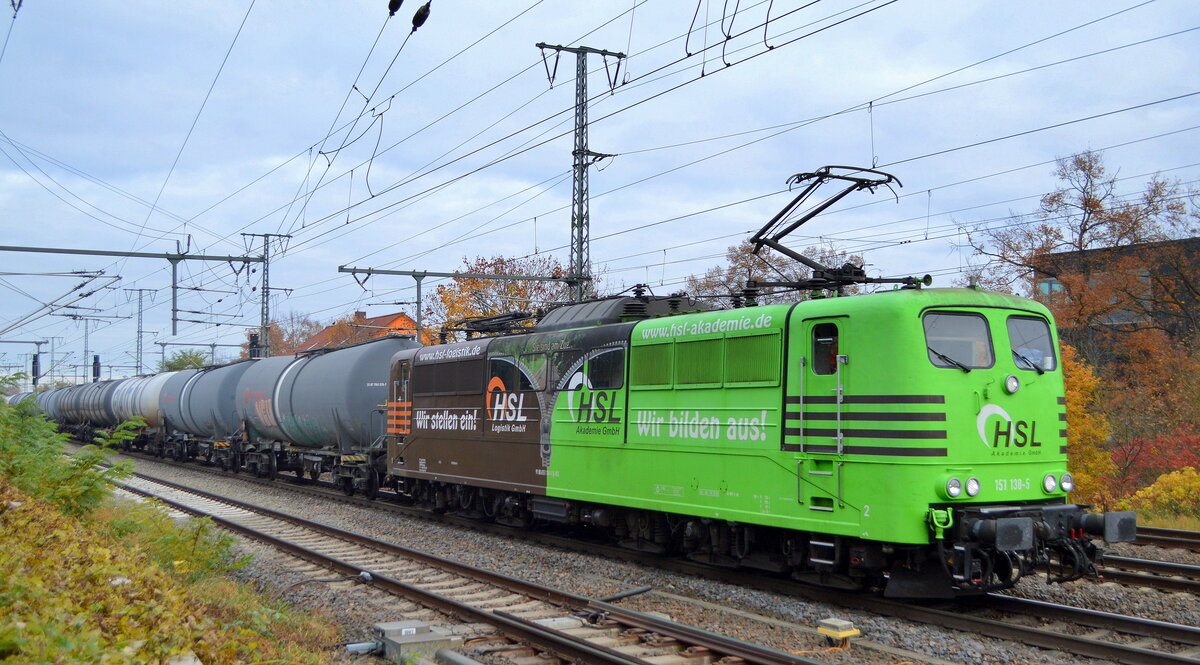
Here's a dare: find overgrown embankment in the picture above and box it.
[0,398,341,664]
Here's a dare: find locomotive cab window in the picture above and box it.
[489,356,537,392]
[550,349,583,391]
[924,312,994,370]
[812,323,839,375]
[586,348,625,390]
[1007,316,1057,372]
[518,353,548,391]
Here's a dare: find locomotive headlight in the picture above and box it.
[1060,473,1075,492]
[1042,473,1058,493]
[965,477,981,497]
[946,477,963,498]
[1004,374,1021,394]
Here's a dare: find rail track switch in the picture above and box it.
[374,621,463,661]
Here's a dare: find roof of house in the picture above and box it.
[296,311,417,351]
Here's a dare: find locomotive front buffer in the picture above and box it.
[909,504,1137,596]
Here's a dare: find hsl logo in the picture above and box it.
[977,404,1043,448]
[564,372,621,424]
[486,377,527,422]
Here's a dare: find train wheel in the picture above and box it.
[219,457,229,472]
[364,470,380,501]
[266,455,277,481]
[309,466,321,482]
[340,476,355,497]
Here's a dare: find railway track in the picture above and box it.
[115,472,817,665]
[1136,526,1200,552]
[95,447,1200,664]
[1100,555,1200,594]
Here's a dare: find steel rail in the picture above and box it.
[117,473,816,665]
[1100,555,1200,594]
[1136,526,1200,551]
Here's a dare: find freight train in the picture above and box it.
[13,285,1135,598]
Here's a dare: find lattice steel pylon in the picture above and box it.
[536,42,624,301]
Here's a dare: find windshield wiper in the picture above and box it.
[928,346,970,373]
[1012,350,1045,375]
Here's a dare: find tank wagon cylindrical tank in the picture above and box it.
[36,386,67,421]
[176,360,256,441]
[237,335,420,486]
[151,361,255,463]
[158,369,200,432]
[246,335,419,451]
[111,372,178,429]
[236,355,299,445]
[57,379,127,428]
[6,392,32,406]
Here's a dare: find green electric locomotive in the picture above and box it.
[385,286,1134,597]
[383,168,1134,597]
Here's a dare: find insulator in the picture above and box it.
[412,2,430,30]
[388,0,402,16]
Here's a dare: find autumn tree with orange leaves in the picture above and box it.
[966,150,1197,360]
[1059,344,1115,507]
[424,255,581,341]
[968,150,1200,515]
[239,311,325,358]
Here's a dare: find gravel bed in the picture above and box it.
[1106,541,1200,567]
[1000,574,1199,627]
[111,452,1199,665]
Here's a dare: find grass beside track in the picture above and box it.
[0,401,342,664]
[1138,514,1200,531]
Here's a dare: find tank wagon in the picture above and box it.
[131,335,419,491]
[157,360,256,463]
[5,392,33,406]
[235,334,419,492]
[383,287,1135,597]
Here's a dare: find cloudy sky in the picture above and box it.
[0,0,1196,381]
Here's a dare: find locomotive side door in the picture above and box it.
[386,357,412,473]
[787,316,848,515]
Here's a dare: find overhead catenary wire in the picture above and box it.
[12,2,1193,363]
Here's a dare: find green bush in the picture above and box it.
[0,389,339,663]
[0,399,131,516]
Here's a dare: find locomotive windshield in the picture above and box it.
[1007,316,1057,372]
[923,312,994,370]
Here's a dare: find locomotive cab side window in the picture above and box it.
[586,348,625,390]
[550,349,583,391]
[924,311,994,370]
[1007,316,1057,372]
[489,356,537,392]
[812,323,839,375]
